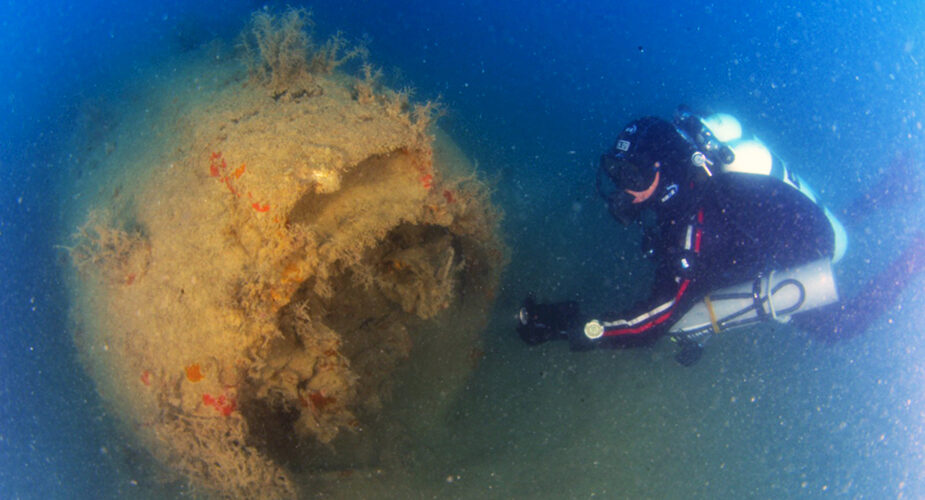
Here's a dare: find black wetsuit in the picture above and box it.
[575,169,836,349]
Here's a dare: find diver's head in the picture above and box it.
[597,116,695,225]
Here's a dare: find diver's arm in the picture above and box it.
[581,215,704,346]
[580,277,691,344]
[515,264,692,349]
[518,210,705,349]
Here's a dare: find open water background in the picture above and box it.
[1,1,923,497]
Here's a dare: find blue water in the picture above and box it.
[1,1,922,498]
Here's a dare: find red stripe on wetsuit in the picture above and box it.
[602,209,704,337]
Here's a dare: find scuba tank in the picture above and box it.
[668,258,839,346]
[664,109,849,359]
[675,108,848,263]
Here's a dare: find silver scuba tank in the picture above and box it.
[669,258,839,343]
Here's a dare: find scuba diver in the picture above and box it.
[516,106,923,365]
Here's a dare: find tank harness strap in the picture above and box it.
[703,295,721,334]
[752,274,768,320]
[766,270,778,320]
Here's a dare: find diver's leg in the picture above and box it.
[805,151,922,341]
[792,236,924,342]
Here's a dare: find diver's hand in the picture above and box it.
[516,296,579,345]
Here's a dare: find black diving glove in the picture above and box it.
[516,296,580,345]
